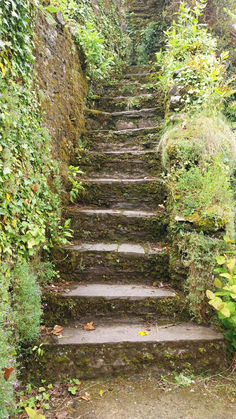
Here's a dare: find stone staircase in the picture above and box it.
[35,66,225,382]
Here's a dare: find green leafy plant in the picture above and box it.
[68,165,84,202]
[156,0,235,114]
[206,250,236,349]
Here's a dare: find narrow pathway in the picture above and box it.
[39,66,225,382]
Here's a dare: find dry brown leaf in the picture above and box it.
[52,325,64,336]
[81,392,92,402]
[83,321,96,331]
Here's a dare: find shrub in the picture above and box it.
[207,250,236,350]
[12,262,42,344]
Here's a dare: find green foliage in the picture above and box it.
[48,0,126,83]
[68,165,84,202]
[0,269,17,419]
[137,22,162,64]
[177,232,228,321]
[156,0,235,114]
[157,1,236,326]
[11,262,41,343]
[76,22,115,81]
[207,250,236,349]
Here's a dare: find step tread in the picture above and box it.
[66,207,162,217]
[88,126,158,135]
[65,242,167,255]
[86,149,157,155]
[48,322,223,346]
[82,177,162,183]
[61,283,175,299]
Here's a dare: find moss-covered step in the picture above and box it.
[77,177,166,210]
[43,283,187,325]
[23,322,225,382]
[65,207,168,242]
[84,126,161,151]
[123,65,153,74]
[85,108,159,131]
[90,93,158,112]
[102,81,154,97]
[53,242,170,283]
[79,149,162,178]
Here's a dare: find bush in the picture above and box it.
[12,262,42,343]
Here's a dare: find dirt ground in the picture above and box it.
[51,371,236,419]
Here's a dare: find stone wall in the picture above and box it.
[34,11,88,175]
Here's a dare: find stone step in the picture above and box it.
[77,177,166,210]
[123,65,153,74]
[79,149,162,178]
[90,93,158,112]
[43,283,186,325]
[25,322,225,381]
[84,126,161,150]
[103,81,154,97]
[65,206,168,242]
[53,242,169,283]
[85,108,158,131]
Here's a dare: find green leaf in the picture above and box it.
[216,256,226,265]
[46,6,59,13]
[214,278,223,289]
[206,290,215,300]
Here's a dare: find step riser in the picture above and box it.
[80,152,162,177]
[77,180,167,210]
[24,340,226,382]
[65,210,168,242]
[43,293,186,325]
[86,113,158,131]
[104,85,153,97]
[53,249,169,283]
[84,127,161,149]
[91,95,158,112]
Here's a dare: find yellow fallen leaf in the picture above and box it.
[12,219,17,228]
[99,389,106,397]
[6,193,10,201]
[139,331,149,336]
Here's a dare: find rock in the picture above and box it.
[56,11,65,26]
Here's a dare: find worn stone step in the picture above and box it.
[84,126,161,150]
[43,283,186,325]
[103,81,154,97]
[25,322,225,382]
[90,93,158,112]
[79,149,162,178]
[85,108,158,131]
[53,242,170,283]
[77,177,166,210]
[65,207,168,242]
[123,65,153,74]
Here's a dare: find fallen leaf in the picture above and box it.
[6,193,10,201]
[99,389,106,396]
[83,322,95,331]
[52,325,64,336]
[81,392,92,402]
[32,185,38,193]
[139,331,149,336]
[2,367,14,381]
[40,325,46,331]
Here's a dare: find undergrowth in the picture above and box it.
[156,0,236,332]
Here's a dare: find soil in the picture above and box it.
[50,371,236,419]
